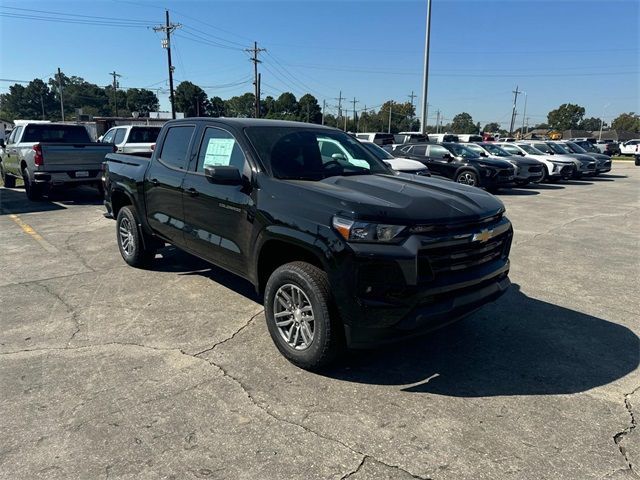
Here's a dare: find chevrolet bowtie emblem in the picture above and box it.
[473,229,493,243]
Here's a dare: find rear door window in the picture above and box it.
[159,125,195,170]
[113,128,126,145]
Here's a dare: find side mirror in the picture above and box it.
[204,166,242,185]
[443,153,453,161]
[480,152,488,157]
[331,153,347,161]
[519,152,525,156]
[0,139,5,148]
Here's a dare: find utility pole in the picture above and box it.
[525,117,530,135]
[344,109,348,131]
[408,91,416,130]
[322,99,326,125]
[109,71,122,117]
[335,91,344,129]
[39,93,45,120]
[153,11,181,119]
[388,101,393,134]
[362,104,367,132]
[245,41,266,118]
[435,109,441,134]
[598,103,610,141]
[520,91,528,137]
[57,67,65,121]
[420,0,433,134]
[509,85,520,136]
[351,97,358,130]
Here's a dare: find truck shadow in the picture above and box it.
[494,188,539,196]
[325,284,639,397]
[154,246,260,301]
[0,187,66,215]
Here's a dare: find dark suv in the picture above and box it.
[398,142,515,189]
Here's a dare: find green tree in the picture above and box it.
[125,88,159,116]
[547,103,585,131]
[49,73,111,118]
[275,92,298,119]
[611,112,640,132]
[483,122,500,133]
[450,112,476,133]
[208,96,226,117]
[578,117,602,131]
[297,94,321,123]
[224,93,255,117]
[174,81,209,117]
[0,80,57,121]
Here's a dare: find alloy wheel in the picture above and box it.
[273,283,315,350]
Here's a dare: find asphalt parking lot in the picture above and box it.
[1,163,638,480]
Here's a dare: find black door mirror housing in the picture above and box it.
[204,166,243,185]
[442,153,453,161]
[0,139,5,148]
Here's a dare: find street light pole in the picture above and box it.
[598,103,609,141]
[419,0,432,134]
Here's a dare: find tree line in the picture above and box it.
[1,74,638,135]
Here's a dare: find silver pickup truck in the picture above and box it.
[0,122,113,200]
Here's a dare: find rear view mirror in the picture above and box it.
[204,166,242,185]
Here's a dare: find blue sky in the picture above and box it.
[1,0,638,129]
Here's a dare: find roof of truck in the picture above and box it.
[164,117,338,130]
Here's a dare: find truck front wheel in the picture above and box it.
[1,166,16,188]
[264,261,344,370]
[116,206,156,268]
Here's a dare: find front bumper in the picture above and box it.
[331,216,513,347]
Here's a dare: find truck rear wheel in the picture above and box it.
[264,261,344,370]
[22,169,43,200]
[116,206,156,268]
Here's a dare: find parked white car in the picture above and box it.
[99,125,162,157]
[358,140,430,175]
[620,139,640,156]
[495,142,575,181]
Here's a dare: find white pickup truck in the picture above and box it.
[0,122,113,200]
[99,125,161,158]
[619,139,640,156]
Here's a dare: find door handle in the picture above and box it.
[185,187,199,197]
[150,178,159,186]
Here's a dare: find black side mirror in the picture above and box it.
[519,152,525,156]
[0,140,5,148]
[204,166,242,185]
[443,153,453,161]
[480,152,488,157]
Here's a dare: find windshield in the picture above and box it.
[576,141,598,152]
[481,143,510,156]
[565,142,587,153]
[533,143,553,154]
[499,144,521,155]
[518,144,543,155]
[464,144,485,155]
[549,142,571,154]
[361,141,395,160]
[245,127,390,180]
[445,143,481,159]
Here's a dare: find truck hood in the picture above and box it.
[283,174,504,224]
[466,157,513,169]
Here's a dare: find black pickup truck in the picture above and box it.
[103,118,513,370]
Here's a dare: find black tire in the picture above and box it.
[116,206,156,268]
[1,166,16,188]
[455,169,479,187]
[264,261,344,370]
[96,182,105,197]
[22,169,43,200]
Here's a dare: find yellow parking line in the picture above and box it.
[8,214,58,253]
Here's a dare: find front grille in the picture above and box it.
[417,224,512,282]
[410,212,503,236]
[498,169,513,177]
[528,165,542,173]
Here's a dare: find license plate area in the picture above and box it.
[75,171,89,178]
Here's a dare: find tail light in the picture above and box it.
[150,143,155,151]
[33,144,43,166]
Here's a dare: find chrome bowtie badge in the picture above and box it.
[473,229,494,243]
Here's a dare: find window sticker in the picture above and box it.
[204,137,236,167]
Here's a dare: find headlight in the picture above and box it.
[332,216,406,243]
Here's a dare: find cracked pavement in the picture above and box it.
[1,163,639,479]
